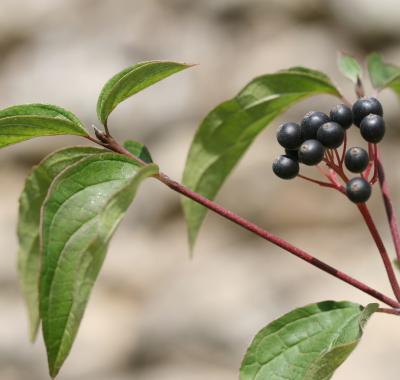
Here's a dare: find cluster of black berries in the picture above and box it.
[272,97,386,203]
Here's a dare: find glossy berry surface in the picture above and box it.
[272,155,299,179]
[316,122,345,148]
[346,177,372,203]
[345,147,369,173]
[352,97,383,126]
[298,139,325,166]
[285,148,299,160]
[277,122,302,149]
[329,104,353,129]
[301,111,330,140]
[360,114,385,143]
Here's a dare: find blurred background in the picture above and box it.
[1,0,400,379]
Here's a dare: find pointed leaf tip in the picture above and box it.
[97,60,193,125]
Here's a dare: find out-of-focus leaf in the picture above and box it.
[337,52,362,83]
[367,53,400,95]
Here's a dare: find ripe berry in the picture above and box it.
[360,114,385,143]
[285,148,299,160]
[301,111,330,140]
[330,104,353,129]
[272,155,299,180]
[316,122,345,148]
[298,139,325,166]
[345,147,369,173]
[346,177,372,203]
[277,122,302,149]
[352,97,383,126]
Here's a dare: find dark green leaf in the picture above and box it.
[240,301,378,380]
[17,146,105,341]
[97,61,193,125]
[0,104,89,148]
[367,53,400,95]
[39,153,158,377]
[123,140,153,163]
[182,68,341,248]
[337,52,362,83]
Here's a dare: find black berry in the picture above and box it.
[285,148,299,160]
[352,97,383,126]
[316,122,345,148]
[301,111,330,140]
[330,104,353,129]
[276,122,302,149]
[346,177,372,203]
[272,155,299,180]
[345,147,369,173]
[298,139,325,166]
[360,114,385,143]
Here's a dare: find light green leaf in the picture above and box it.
[367,53,400,95]
[0,104,89,148]
[97,61,193,125]
[123,139,153,163]
[39,153,158,377]
[17,146,105,342]
[182,68,341,248]
[337,52,362,83]
[240,301,378,380]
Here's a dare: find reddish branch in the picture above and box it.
[377,155,400,263]
[357,203,400,301]
[87,134,400,309]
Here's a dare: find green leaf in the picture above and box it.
[17,146,105,342]
[337,52,362,83]
[39,153,158,377]
[367,53,400,88]
[97,61,193,125]
[123,139,153,163]
[182,68,340,248]
[0,104,89,148]
[240,301,378,380]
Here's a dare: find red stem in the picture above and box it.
[357,203,400,301]
[334,148,341,166]
[377,155,400,263]
[340,132,347,165]
[298,174,335,188]
[158,172,399,307]
[85,135,400,308]
[370,144,379,184]
[378,307,400,316]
